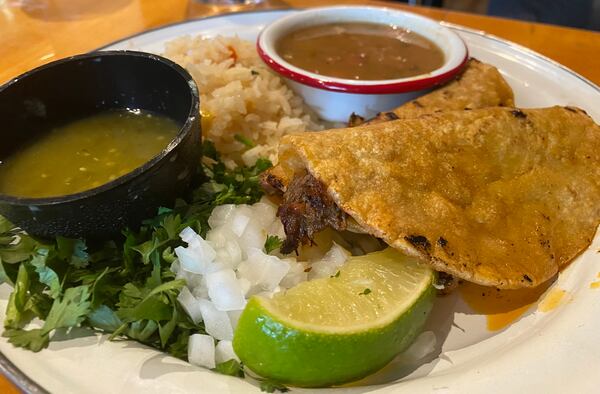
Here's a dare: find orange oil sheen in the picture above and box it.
[460,281,552,331]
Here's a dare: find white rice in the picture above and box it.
[163,35,324,164]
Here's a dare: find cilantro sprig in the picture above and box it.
[0,141,271,358]
[264,235,284,254]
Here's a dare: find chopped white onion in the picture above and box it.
[309,242,349,279]
[213,240,243,270]
[206,226,232,249]
[198,298,234,341]
[237,221,267,254]
[249,202,277,229]
[227,309,243,329]
[175,202,354,361]
[175,246,205,274]
[230,211,251,237]
[280,260,308,289]
[176,269,204,290]
[208,204,236,229]
[175,228,219,275]
[237,248,290,293]
[206,269,247,311]
[215,340,239,363]
[177,286,203,324]
[188,334,216,369]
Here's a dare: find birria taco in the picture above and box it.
[263,106,600,289]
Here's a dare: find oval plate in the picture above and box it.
[1,9,600,394]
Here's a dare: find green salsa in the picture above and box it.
[0,109,179,198]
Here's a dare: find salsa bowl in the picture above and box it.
[0,51,201,239]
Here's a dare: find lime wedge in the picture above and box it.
[233,248,435,387]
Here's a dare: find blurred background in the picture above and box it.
[403,0,600,30]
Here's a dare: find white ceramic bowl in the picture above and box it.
[257,6,469,122]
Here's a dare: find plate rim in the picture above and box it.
[3,7,600,393]
[0,350,47,393]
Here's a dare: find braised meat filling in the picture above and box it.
[264,172,347,253]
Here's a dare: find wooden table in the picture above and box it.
[1,0,599,391]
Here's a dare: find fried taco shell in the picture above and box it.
[265,106,600,289]
[351,58,515,126]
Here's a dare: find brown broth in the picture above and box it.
[277,22,445,80]
[0,109,179,198]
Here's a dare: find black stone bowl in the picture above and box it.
[0,51,201,239]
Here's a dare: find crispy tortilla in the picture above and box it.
[352,58,515,126]
[268,106,600,288]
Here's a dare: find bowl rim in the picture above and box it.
[256,5,469,94]
[0,50,200,207]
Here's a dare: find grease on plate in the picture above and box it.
[460,281,551,331]
[537,288,567,312]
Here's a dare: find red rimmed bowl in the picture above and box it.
[257,6,468,122]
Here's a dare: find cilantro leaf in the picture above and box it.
[42,285,91,334]
[116,280,185,323]
[162,247,176,264]
[0,231,39,264]
[0,216,13,233]
[30,249,61,299]
[359,288,372,296]
[89,267,120,308]
[167,330,191,359]
[259,379,289,393]
[264,235,283,254]
[234,134,255,148]
[126,320,159,342]
[132,237,161,265]
[161,215,182,240]
[23,292,52,321]
[214,359,245,378]
[87,305,122,332]
[5,285,91,352]
[3,328,49,352]
[0,258,11,286]
[202,140,219,161]
[56,237,89,268]
[158,293,178,348]
[4,263,32,329]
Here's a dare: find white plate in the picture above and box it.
[2,9,600,394]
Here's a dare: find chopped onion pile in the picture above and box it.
[174,197,350,369]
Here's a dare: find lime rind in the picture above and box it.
[234,283,435,387]
[233,249,436,387]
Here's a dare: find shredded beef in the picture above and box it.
[260,172,284,195]
[276,172,347,254]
